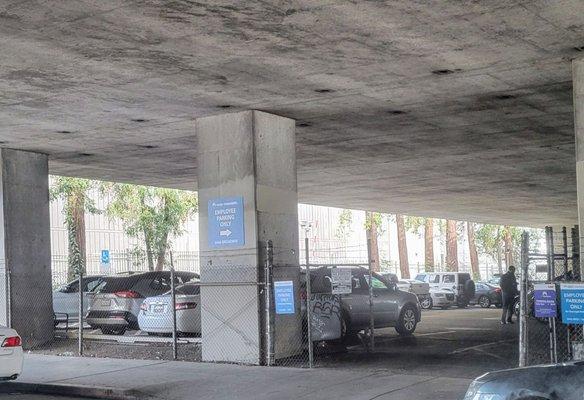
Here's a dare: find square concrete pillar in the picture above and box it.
[196,111,301,364]
[0,149,52,348]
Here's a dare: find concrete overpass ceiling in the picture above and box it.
[0,0,582,226]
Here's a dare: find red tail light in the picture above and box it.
[176,302,197,310]
[2,336,21,347]
[114,290,142,299]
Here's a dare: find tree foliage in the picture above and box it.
[335,209,353,240]
[102,183,198,271]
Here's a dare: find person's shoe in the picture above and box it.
[500,321,507,325]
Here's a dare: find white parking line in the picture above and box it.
[450,338,516,355]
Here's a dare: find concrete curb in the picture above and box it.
[0,382,148,400]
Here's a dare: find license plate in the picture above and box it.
[100,300,111,307]
[152,305,165,313]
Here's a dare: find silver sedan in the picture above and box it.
[464,361,584,400]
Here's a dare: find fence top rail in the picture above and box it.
[300,263,369,267]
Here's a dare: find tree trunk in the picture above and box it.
[467,222,480,280]
[365,212,380,272]
[154,231,170,271]
[67,193,86,281]
[144,228,154,271]
[396,214,410,279]
[504,226,514,268]
[424,218,434,272]
[446,220,458,272]
[496,227,502,274]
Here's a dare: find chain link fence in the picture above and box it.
[520,226,584,366]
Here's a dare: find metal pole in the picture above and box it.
[305,237,314,368]
[78,271,84,357]
[519,231,529,367]
[563,227,569,278]
[264,240,274,366]
[366,238,375,351]
[545,227,554,281]
[170,252,178,361]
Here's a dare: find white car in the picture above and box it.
[429,288,457,309]
[0,326,23,380]
[138,282,201,335]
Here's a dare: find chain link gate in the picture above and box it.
[519,226,584,367]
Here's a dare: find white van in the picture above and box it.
[414,272,475,308]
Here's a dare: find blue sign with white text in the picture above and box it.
[534,284,556,318]
[561,284,584,324]
[208,196,245,248]
[274,281,295,315]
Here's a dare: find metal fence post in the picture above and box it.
[519,231,529,367]
[170,252,178,361]
[264,240,275,366]
[366,238,375,352]
[78,271,84,357]
[305,237,314,368]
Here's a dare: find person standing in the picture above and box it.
[500,265,519,324]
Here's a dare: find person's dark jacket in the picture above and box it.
[499,272,518,297]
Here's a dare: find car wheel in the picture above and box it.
[478,295,491,308]
[101,327,126,336]
[420,297,433,310]
[395,305,417,336]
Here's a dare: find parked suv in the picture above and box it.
[415,272,476,308]
[53,275,104,324]
[87,271,198,335]
[306,267,422,341]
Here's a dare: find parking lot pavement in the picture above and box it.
[318,306,519,379]
[10,354,472,400]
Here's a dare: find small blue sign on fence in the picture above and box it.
[101,250,110,265]
[274,281,295,315]
[560,283,584,324]
[534,283,556,318]
[208,196,245,248]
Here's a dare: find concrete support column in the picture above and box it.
[0,149,52,347]
[196,111,301,364]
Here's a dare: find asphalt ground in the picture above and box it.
[38,306,518,381]
[317,306,519,379]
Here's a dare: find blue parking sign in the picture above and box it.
[534,283,556,318]
[560,283,584,324]
[274,281,295,315]
[208,196,245,248]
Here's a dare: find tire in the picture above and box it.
[420,296,433,310]
[478,295,491,308]
[101,327,126,336]
[395,305,418,336]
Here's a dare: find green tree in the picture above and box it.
[103,184,198,271]
[335,209,353,240]
[467,222,481,280]
[50,177,99,281]
[475,224,504,273]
